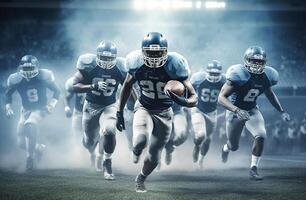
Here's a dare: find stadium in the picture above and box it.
[0,0,306,199]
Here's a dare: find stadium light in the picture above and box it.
[195,1,202,9]
[205,1,226,9]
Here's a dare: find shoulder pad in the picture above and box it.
[190,71,206,86]
[65,77,74,91]
[126,50,144,76]
[76,53,96,71]
[264,66,279,86]
[165,52,190,81]
[116,57,127,73]
[7,72,23,87]
[226,64,250,86]
[37,69,55,82]
[220,74,226,84]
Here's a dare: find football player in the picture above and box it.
[64,77,85,140]
[5,55,60,171]
[190,60,226,168]
[218,46,290,180]
[164,103,190,166]
[71,41,127,180]
[116,32,198,192]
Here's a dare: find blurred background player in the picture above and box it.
[190,60,226,168]
[218,46,290,180]
[116,32,198,192]
[5,55,60,171]
[64,77,85,143]
[71,41,127,180]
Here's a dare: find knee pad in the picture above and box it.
[252,136,265,156]
[133,134,147,154]
[102,124,116,136]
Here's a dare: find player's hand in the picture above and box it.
[5,104,14,118]
[165,90,188,107]
[45,98,58,114]
[116,111,125,132]
[91,81,107,92]
[234,108,250,121]
[64,106,73,118]
[281,112,290,122]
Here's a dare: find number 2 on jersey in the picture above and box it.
[243,89,260,102]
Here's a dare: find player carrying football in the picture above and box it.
[218,46,290,180]
[116,32,198,192]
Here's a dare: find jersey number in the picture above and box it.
[139,80,168,99]
[92,78,116,97]
[201,89,219,103]
[243,89,260,102]
[27,89,39,102]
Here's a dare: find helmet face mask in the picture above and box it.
[96,41,117,69]
[142,32,168,68]
[19,55,39,80]
[206,60,222,83]
[244,46,267,74]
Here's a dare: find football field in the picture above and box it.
[0,155,306,200]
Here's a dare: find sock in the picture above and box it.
[103,152,112,160]
[251,155,260,168]
[223,144,229,152]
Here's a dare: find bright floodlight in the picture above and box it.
[133,0,144,10]
[205,1,226,9]
[195,1,202,9]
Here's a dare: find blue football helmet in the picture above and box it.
[206,60,222,83]
[142,32,168,68]
[96,41,117,69]
[19,55,39,79]
[244,46,267,74]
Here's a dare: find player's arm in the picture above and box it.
[182,79,198,107]
[5,81,17,118]
[218,80,250,120]
[116,74,136,131]
[45,78,61,113]
[264,87,290,121]
[64,89,74,118]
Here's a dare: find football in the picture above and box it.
[164,80,185,96]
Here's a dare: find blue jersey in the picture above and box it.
[6,69,60,110]
[191,72,226,113]
[126,50,190,110]
[226,64,279,111]
[65,78,85,112]
[77,53,126,106]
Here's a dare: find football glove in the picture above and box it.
[116,111,125,132]
[91,81,107,92]
[234,108,250,121]
[64,106,73,118]
[166,90,188,107]
[5,104,14,118]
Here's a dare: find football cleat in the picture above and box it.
[135,174,147,193]
[95,156,103,172]
[103,159,115,180]
[35,143,46,163]
[26,157,34,171]
[221,147,229,163]
[193,145,200,163]
[249,166,263,181]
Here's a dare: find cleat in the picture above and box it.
[249,166,263,181]
[95,156,103,172]
[90,153,96,167]
[221,147,229,163]
[26,157,34,171]
[198,155,204,169]
[103,159,115,180]
[193,145,200,163]
[165,150,172,165]
[135,174,147,193]
[35,143,46,163]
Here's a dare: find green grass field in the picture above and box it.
[1,156,306,200]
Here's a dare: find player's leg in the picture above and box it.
[132,105,153,164]
[82,101,100,167]
[135,108,173,193]
[23,110,44,170]
[165,111,188,165]
[191,108,206,163]
[245,108,266,180]
[124,108,134,151]
[99,104,117,180]
[222,110,245,163]
[71,109,83,144]
[17,111,26,150]
[198,111,217,168]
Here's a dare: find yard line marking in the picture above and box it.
[263,157,306,163]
